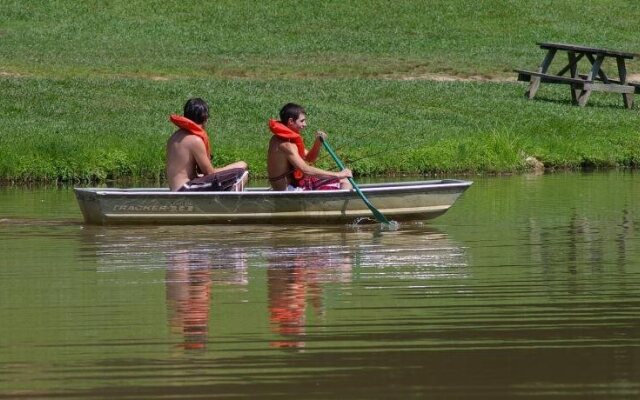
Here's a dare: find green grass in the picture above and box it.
[1,1,640,182]
[2,0,639,79]
[2,76,639,182]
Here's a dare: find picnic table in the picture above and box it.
[515,42,640,108]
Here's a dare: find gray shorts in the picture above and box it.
[178,168,248,192]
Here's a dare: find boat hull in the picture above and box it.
[74,180,472,225]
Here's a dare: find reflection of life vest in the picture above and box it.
[170,114,211,157]
[268,266,306,339]
[166,262,211,351]
[268,119,306,182]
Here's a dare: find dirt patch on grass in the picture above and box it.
[394,72,640,84]
[387,72,516,82]
[0,70,25,78]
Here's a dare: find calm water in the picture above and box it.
[0,172,638,399]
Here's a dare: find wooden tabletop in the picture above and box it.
[537,42,640,59]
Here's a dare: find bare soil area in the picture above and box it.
[390,72,640,83]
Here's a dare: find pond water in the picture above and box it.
[0,172,638,399]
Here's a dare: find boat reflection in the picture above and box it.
[79,224,467,353]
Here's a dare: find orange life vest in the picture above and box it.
[170,114,211,157]
[268,119,306,181]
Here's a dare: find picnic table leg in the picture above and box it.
[568,51,580,105]
[585,53,611,82]
[526,48,556,99]
[577,54,604,107]
[617,57,634,109]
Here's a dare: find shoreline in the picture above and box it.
[1,167,638,188]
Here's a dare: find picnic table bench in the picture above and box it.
[515,42,640,108]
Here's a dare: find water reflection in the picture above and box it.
[165,250,212,351]
[166,249,248,352]
[80,224,466,355]
[527,205,638,278]
[266,247,352,349]
[616,207,636,269]
[3,172,640,398]
[165,246,249,352]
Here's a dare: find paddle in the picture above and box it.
[319,137,391,225]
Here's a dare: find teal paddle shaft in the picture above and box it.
[320,137,390,225]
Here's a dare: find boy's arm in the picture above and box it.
[304,131,328,163]
[192,138,247,174]
[281,142,351,179]
[190,136,215,175]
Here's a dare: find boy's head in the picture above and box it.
[279,103,307,133]
[184,98,209,124]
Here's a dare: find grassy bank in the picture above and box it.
[1,1,639,182]
[2,76,638,182]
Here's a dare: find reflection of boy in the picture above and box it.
[266,250,353,349]
[267,103,352,191]
[165,252,211,351]
[268,266,306,341]
[166,98,248,192]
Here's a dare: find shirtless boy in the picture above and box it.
[166,98,248,192]
[267,103,352,191]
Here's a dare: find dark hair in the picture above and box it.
[183,98,209,124]
[279,103,306,124]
